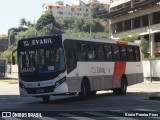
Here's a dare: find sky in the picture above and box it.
[0,0,109,35]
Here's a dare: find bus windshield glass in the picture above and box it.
[18,47,65,75]
[17,36,65,75]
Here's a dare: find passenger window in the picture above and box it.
[135,47,140,61]
[112,46,120,61]
[77,43,87,61]
[104,45,113,61]
[127,46,134,61]
[95,45,104,61]
[120,46,127,61]
[66,48,76,64]
[87,44,96,60]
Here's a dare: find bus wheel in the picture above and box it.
[113,77,127,95]
[42,95,50,103]
[79,81,88,100]
[120,77,127,95]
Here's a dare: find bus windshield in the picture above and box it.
[18,47,65,75]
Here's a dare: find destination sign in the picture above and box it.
[22,38,53,47]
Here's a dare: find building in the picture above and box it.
[0,38,7,53]
[42,1,72,19]
[105,0,160,57]
[71,0,91,19]
[42,0,110,19]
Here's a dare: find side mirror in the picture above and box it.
[12,56,15,65]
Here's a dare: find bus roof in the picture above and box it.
[61,34,140,46]
[18,34,140,46]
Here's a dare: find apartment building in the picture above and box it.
[42,0,110,19]
[105,0,160,57]
[42,1,72,19]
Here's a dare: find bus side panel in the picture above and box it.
[88,75,113,91]
[125,62,143,86]
[65,76,82,93]
[66,62,115,92]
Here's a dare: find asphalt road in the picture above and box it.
[0,80,160,120]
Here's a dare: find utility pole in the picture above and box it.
[148,14,152,83]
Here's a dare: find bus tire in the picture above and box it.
[113,77,127,95]
[120,77,127,95]
[79,80,88,100]
[42,95,50,103]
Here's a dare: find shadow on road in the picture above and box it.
[0,91,160,111]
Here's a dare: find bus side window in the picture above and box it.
[127,46,134,61]
[95,45,104,61]
[87,44,96,61]
[77,43,87,61]
[132,47,136,61]
[66,48,77,74]
[135,46,140,61]
[104,45,113,61]
[112,45,120,61]
[66,48,76,64]
[120,46,127,61]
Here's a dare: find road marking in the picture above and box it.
[1,118,21,120]
[108,117,139,120]
[37,117,57,120]
[136,109,157,111]
[150,117,160,120]
[60,113,95,120]
[109,110,122,112]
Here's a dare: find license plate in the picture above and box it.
[36,89,44,93]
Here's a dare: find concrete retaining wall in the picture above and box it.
[143,60,160,78]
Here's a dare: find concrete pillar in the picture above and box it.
[140,35,145,60]
[122,21,125,31]
[150,33,155,57]
[150,13,153,25]
[131,19,133,29]
[140,16,143,27]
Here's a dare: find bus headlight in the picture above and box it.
[55,77,66,88]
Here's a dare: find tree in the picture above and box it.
[8,30,16,46]
[36,12,57,31]
[19,18,27,27]
[38,23,62,36]
[120,32,138,42]
[91,3,106,19]
[141,39,149,58]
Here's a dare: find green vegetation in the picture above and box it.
[120,32,152,59]
[6,12,108,51]
[1,9,109,62]
[91,2,106,19]
[120,32,139,42]
[141,39,149,58]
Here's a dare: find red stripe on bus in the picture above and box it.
[117,41,128,45]
[112,41,128,88]
[112,62,126,87]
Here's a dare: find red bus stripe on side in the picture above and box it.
[112,41,128,88]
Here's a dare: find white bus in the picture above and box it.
[13,34,143,102]
[0,59,7,78]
